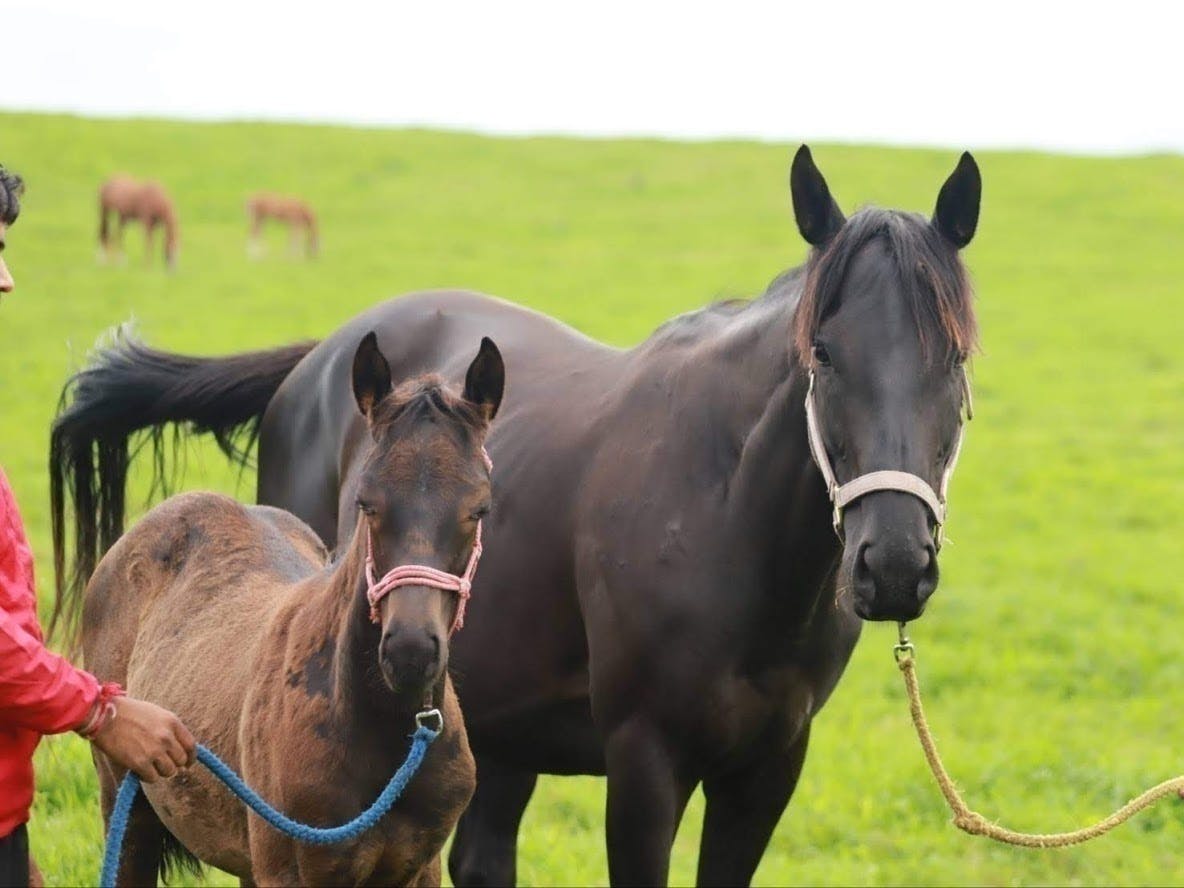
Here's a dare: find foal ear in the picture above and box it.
[790,145,846,247]
[932,152,981,248]
[352,332,392,418]
[463,337,505,422]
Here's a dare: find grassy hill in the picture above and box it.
[2,111,1182,886]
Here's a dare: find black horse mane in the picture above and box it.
[793,207,977,365]
[644,207,974,366]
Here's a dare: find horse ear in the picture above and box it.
[352,332,392,419]
[790,145,845,247]
[932,152,981,248]
[463,337,505,422]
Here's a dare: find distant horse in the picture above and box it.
[246,192,318,259]
[73,334,504,886]
[52,146,981,886]
[98,176,179,268]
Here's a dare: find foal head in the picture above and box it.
[790,146,980,622]
[349,332,504,697]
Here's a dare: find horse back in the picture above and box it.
[82,491,327,696]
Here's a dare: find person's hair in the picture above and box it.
[0,166,24,225]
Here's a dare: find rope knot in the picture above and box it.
[954,811,989,835]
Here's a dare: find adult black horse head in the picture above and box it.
[790,146,979,621]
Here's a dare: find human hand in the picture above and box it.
[89,697,197,783]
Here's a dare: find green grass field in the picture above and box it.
[2,111,1183,886]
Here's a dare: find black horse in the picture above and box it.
[51,146,981,886]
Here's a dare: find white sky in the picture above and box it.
[4,0,1181,154]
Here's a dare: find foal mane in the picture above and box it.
[792,208,978,366]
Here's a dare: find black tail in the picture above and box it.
[49,329,317,638]
[159,828,203,885]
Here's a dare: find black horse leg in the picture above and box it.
[696,723,811,887]
[448,756,538,887]
[604,720,695,887]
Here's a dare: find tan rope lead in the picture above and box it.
[894,629,1184,848]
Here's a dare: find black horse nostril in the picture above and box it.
[854,542,873,580]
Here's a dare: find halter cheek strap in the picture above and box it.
[805,369,972,549]
[364,449,492,635]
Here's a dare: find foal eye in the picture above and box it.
[470,505,491,521]
[812,343,832,367]
[355,498,376,516]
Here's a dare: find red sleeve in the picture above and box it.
[0,465,100,733]
[0,607,99,733]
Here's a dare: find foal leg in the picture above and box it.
[695,724,811,887]
[604,719,695,887]
[448,756,538,887]
[247,213,264,259]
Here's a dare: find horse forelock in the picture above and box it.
[793,208,978,366]
[369,376,486,467]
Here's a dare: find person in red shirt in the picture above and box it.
[0,167,197,887]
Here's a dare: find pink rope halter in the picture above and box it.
[364,449,492,635]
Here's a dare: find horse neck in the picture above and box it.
[318,530,429,740]
[634,273,839,601]
[714,274,841,606]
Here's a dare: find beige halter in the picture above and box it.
[805,369,973,549]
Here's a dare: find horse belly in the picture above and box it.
[466,694,605,775]
[127,623,261,876]
[142,772,253,877]
[123,583,279,876]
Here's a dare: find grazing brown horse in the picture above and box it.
[98,176,179,268]
[73,334,505,886]
[247,192,318,259]
[52,146,981,885]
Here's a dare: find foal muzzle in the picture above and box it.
[805,369,972,550]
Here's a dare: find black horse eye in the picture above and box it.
[812,343,832,367]
[356,498,376,516]
[471,504,491,521]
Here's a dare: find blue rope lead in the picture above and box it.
[100,724,439,888]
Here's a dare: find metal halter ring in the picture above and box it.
[415,708,444,733]
[893,622,915,663]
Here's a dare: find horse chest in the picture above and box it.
[692,665,816,768]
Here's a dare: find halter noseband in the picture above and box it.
[805,368,972,550]
[364,448,493,635]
